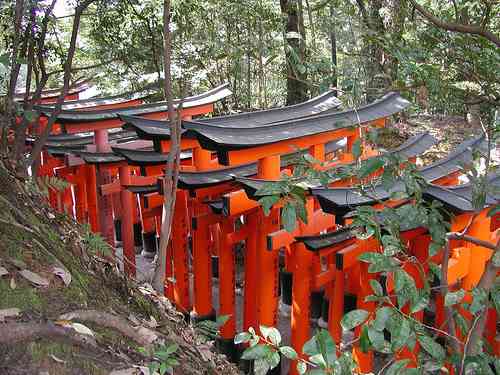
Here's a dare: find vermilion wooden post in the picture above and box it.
[164,242,174,300]
[243,210,259,332]
[86,164,99,232]
[119,164,136,276]
[256,155,281,330]
[289,199,314,375]
[461,211,491,290]
[74,165,87,223]
[193,147,213,171]
[172,189,191,315]
[352,263,374,373]
[219,218,236,340]
[290,244,313,375]
[191,203,214,321]
[329,268,344,344]
[95,129,115,246]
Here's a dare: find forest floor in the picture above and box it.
[0,162,239,375]
[379,114,479,163]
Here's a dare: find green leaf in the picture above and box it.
[444,289,465,306]
[469,288,488,314]
[279,346,297,360]
[216,314,230,327]
[386,359,411,375]
[159,362,168,375]
[268,327,282,346]
[492,251,500,267]
[418,334,445,361]
[341,309,369,330]
[370,279,383,296]
[294,200,308,225]
[367,325,385,351]
[164,343,178,355]
[268,351,281,369]
[358,158,384,178]
[303,153,320,164]
[352,139,362,159]
[281,202,297,233]
[303,335,319,356]
[259,325,272,340]
[234,332,252,344]
[296,361,307,374]
[24,110,37,123]
[410,290,430,314]
[0,53,9,66]
[358,251,400,272]
[487,205,500,217]
[241,344,271,360]
[254,358,270,375]
[429,242,442,256]
[315,329,337,364]
[391,317,411,351]
[309,353,327,367]
[428,262,441,281]
[360,325,370,353]
[454,313,470,336]
[373,306,393,331]
[259,195,280,216]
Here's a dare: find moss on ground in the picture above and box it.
[0,277,44,311]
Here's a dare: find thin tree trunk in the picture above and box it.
[1,0,25,152]
[152,0,183,293]
[29,0,96,176]
[280,0,308,105]
[330,4,338,96]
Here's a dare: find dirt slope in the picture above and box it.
[0,162,239,375]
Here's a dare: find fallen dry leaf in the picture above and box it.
[52,267,71,286]
[146,315,158,328]
[19,269,50,287]
[109,367,149,375]
[0,308,21,322]
[70,322,95,337]
[135,326,158,345]
[0,266,8,277]
[50,354,66,364]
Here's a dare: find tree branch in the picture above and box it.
[409,0,500,47]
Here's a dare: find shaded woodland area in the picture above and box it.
[0,1,499,375]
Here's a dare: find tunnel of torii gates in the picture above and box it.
[22,82,499,375]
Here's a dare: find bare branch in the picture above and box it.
[409,0,500,47]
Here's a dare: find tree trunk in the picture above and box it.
[330,4,338,96]
[29,1,96,175]
[280,0,308,105]
[152,0,183,293]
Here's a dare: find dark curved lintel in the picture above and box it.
[125,184,161,194]
[184,92,410,152]
[76,151,125,164]
[37,83,232,123]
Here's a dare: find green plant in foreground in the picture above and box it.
[81,223,112,257]
[234,325,356,375]
[140,343,179,375]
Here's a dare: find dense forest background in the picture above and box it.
[1,0,498,120]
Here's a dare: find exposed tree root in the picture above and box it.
[0,322,97,347]
[59,309,159,346]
